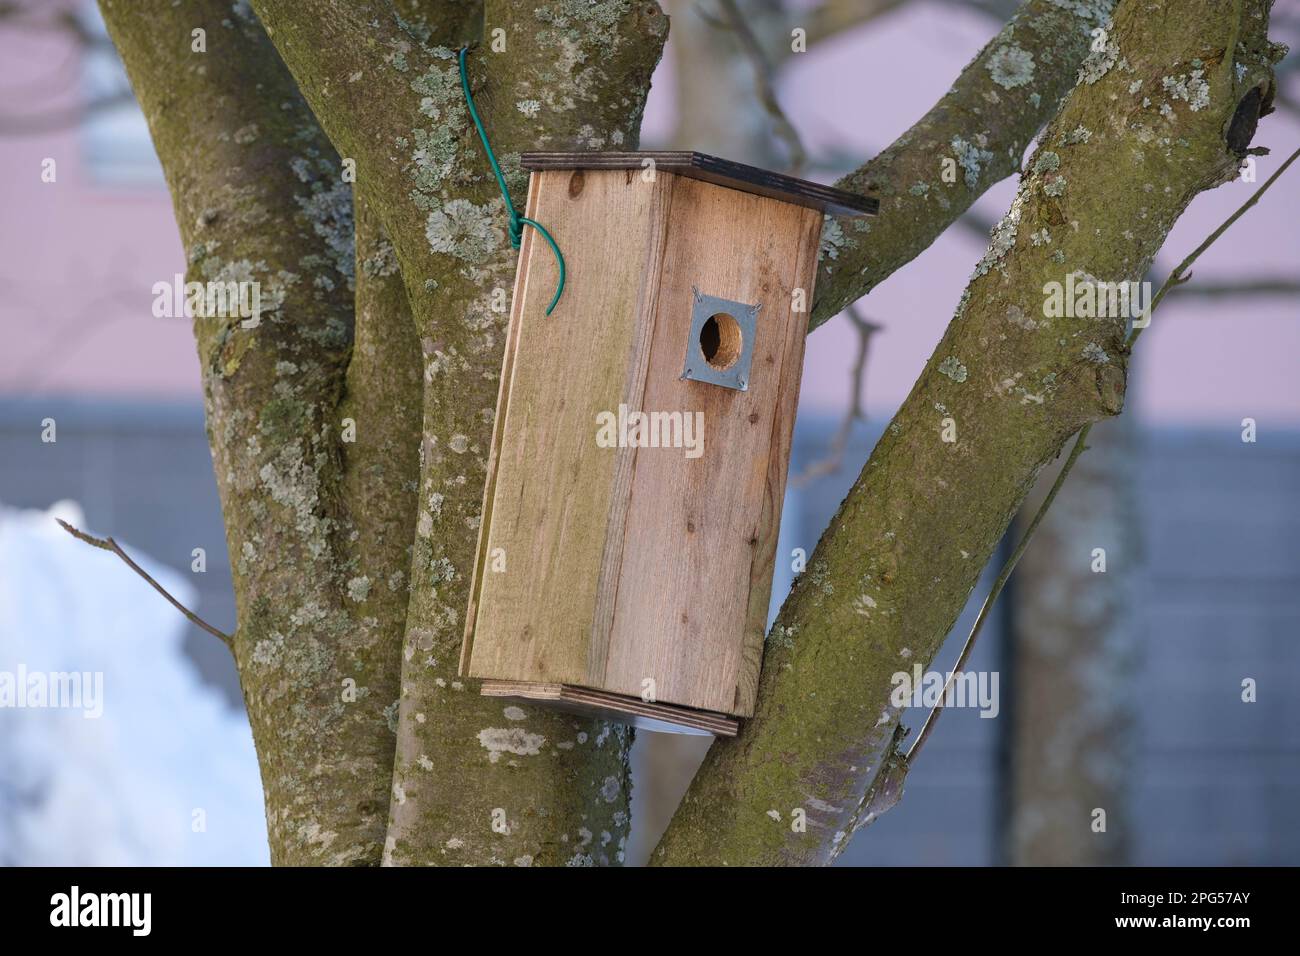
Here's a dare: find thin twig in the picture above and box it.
[1165,278,1300,299]
[793,306,881,486]
[905,424,1090,763]
[1131,145,1300,349]
[56,519,233,647]
[905,144,1300,767]
[0,2,116,50]
[0,91,134,135]
[804,0,910,48]
[712,0,809,176]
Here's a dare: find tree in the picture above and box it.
[89,0,1282,865]
[1006,413,1139,865]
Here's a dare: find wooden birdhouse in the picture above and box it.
[460,151,877,735]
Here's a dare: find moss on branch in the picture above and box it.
[653,0,1281,866]
[810,0,1118,329]
[249,0,668,865]
[99,0,402,864]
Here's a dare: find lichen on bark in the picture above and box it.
[810,0,1118,329]
[248,0,668,865]
[652,0,1280,866]
[99,0,406,864]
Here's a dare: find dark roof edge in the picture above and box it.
[520,151,878,217]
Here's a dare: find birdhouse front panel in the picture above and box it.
[461,152,875,728]
[598,176,821,716]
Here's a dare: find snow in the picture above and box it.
[0,500,268,865]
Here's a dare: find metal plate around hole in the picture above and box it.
[682,289,760,391]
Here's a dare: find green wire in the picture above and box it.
[458,46,566,316]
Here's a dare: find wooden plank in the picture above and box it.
[521,151,879,217]
[464,168,667,685]
[480,680,740,736]
[587,174,677,680]
[460,173,541,675]
[599,177,819,715]
[734,204,823,713]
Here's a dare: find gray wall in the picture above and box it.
[1133,430,1300,865]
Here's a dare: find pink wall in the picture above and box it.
[0,23,197,398]
[2,3,1296,425]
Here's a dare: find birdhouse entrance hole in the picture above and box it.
[700,312,742,370]
[683,290,759,391]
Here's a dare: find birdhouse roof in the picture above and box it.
[520,151,879,218]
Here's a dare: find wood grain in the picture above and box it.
[588,174,677,681]
[460,172,542,674]
[598,178,820,715]
[465,168,666,685]
[734,206,823,712]
[463,168,824,718]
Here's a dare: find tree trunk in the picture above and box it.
[96,0,1280,864]
[1006,413,1140,865]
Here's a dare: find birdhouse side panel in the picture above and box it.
[733,211,820,713]
[463,169,673,687]
[460,190,531,677]
[598,176,824,715]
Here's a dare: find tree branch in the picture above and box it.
[1006,411,1138,865]
[1134,145,1300,347]
[249,0,669,866]
[907,423,1091,763]
[911,143,1299,766]
[1164,278,1300,299]
[56,519,232,647]
[809,0,1117,330]
[714,0,808,175]
[99,0,397,865]
[791,306,880,486]
[653,0,1281,865]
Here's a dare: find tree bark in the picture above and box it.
[100,0,399,864]
[653,0,1279,865]
[247,0,668,865]
[809,0,1117,328]
[99,0,1282,866]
